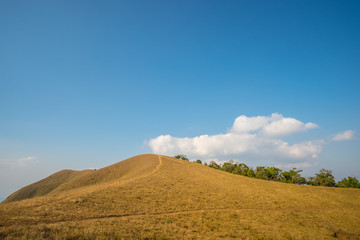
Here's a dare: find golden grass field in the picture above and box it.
[1,154,360,239]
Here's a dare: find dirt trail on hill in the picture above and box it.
[121,155,163,183]
[73,155,163,194]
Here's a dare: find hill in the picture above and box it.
[3,154,161,203]
[0,154,359,239]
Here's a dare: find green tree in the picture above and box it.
[255,166,269,180]
[174,154,189,161]
[208,161,221,169]
[245,168,255,178]
[236,163,249,175]
[265,167,281,181]
[195,159,202,164]
[310,169,336,187]
[337,176,360,188]
[281,168,305,184]
[222,160,236,173]
[295,175,307,185]
[307,176,315,186]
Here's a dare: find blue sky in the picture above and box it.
[1,0,359,201]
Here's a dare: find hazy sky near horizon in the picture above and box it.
[1,0,359,201]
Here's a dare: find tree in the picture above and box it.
[337,176,360,188]
[255,166,268,180]
[234,163,249,176]
[281,168,305,184]
[310,169,336,187]
[246,168,255,178]
[307,176,315,186]
[208,161,221,169]
[195,159,202,164]
[265,167,281,181]
[222,160,236,173]
[174,154,189,161]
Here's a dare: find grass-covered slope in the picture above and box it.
[2,169,84,203]
[3,154,159,203]
[0,154,359,239]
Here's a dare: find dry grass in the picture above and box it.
[1,154,359,239]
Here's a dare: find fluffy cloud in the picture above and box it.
[231,113,318,137]
[148,113,323,167]
[331,130,355,141]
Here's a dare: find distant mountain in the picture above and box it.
[1,154,359,239]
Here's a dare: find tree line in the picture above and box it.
[174,154,360,188]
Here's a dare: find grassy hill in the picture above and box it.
[0,154,359,239]
[3,154,161,203]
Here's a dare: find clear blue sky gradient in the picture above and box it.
[1,0,359,200]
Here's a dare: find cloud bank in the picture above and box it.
[148,113,352,168]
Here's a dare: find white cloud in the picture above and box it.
[230,113,317,137]
[261,114,318,137]
[231,115,269,133]
[331,130,355,141]
[0,156,38,168]
[148,113,323,167]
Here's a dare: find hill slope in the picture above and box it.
[3,154,160,203]
[0,154,359,239]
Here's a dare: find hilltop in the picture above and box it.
[0,154,359,239]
